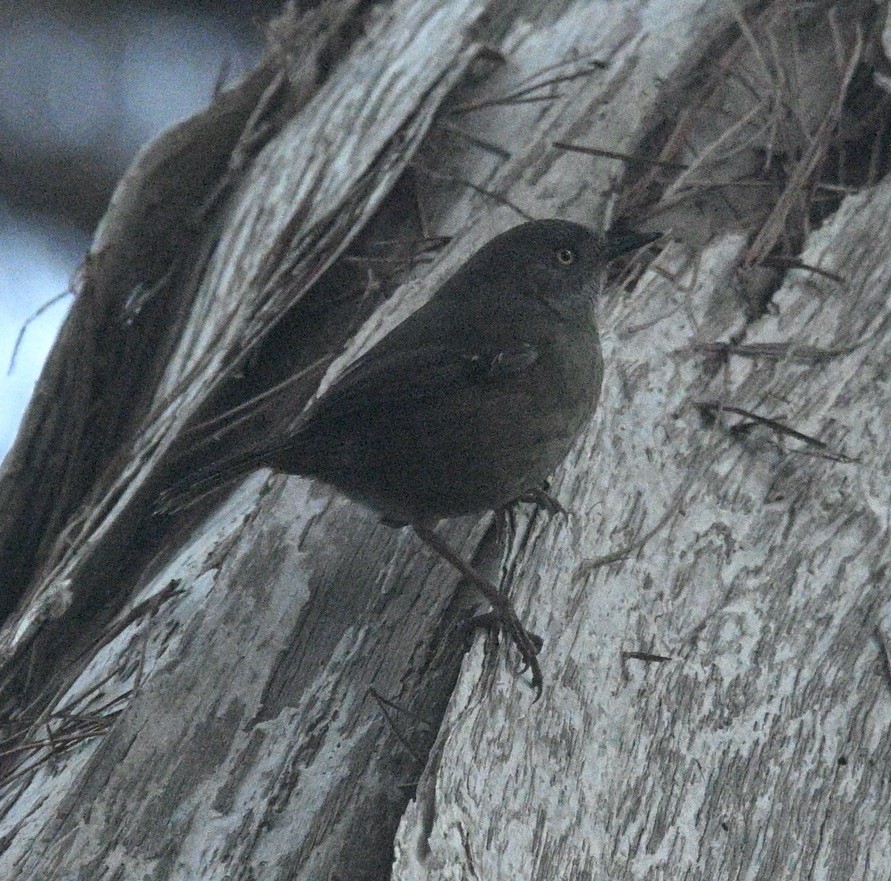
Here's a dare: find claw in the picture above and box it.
[514,485,568,518]
[462,609,544,699]
[505,614,543,700]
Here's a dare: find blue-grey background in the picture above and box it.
[0,0,277,460]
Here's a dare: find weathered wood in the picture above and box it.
[394,194,891,875]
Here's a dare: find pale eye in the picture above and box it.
[555,247,576,265]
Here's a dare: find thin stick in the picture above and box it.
[554,141,689,171]
[8,290,73,374]
[447,64,605,116]
[410,163,534,220]
[695,401,857,462]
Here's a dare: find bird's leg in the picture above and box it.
[412,523,543,698]
[493,503,517,549]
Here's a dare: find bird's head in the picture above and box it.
[468,219,659,321]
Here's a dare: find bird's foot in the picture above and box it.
[414,524,544,699]
[465,611,544,652]
[495,486,568,545]
[463,610,544,694]
[514,485,568,518]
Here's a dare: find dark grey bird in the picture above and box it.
[163,219,657,695]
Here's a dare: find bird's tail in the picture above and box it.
[154,445,277,516]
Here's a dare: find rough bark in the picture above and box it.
[0,1,888,879]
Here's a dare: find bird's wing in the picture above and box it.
[155,339,541,513]
[297,338,541,431]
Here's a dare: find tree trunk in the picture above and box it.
[1,1,888,879]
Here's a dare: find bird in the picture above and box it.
[161,219,658,696]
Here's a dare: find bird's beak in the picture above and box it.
[600,230,661,262]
